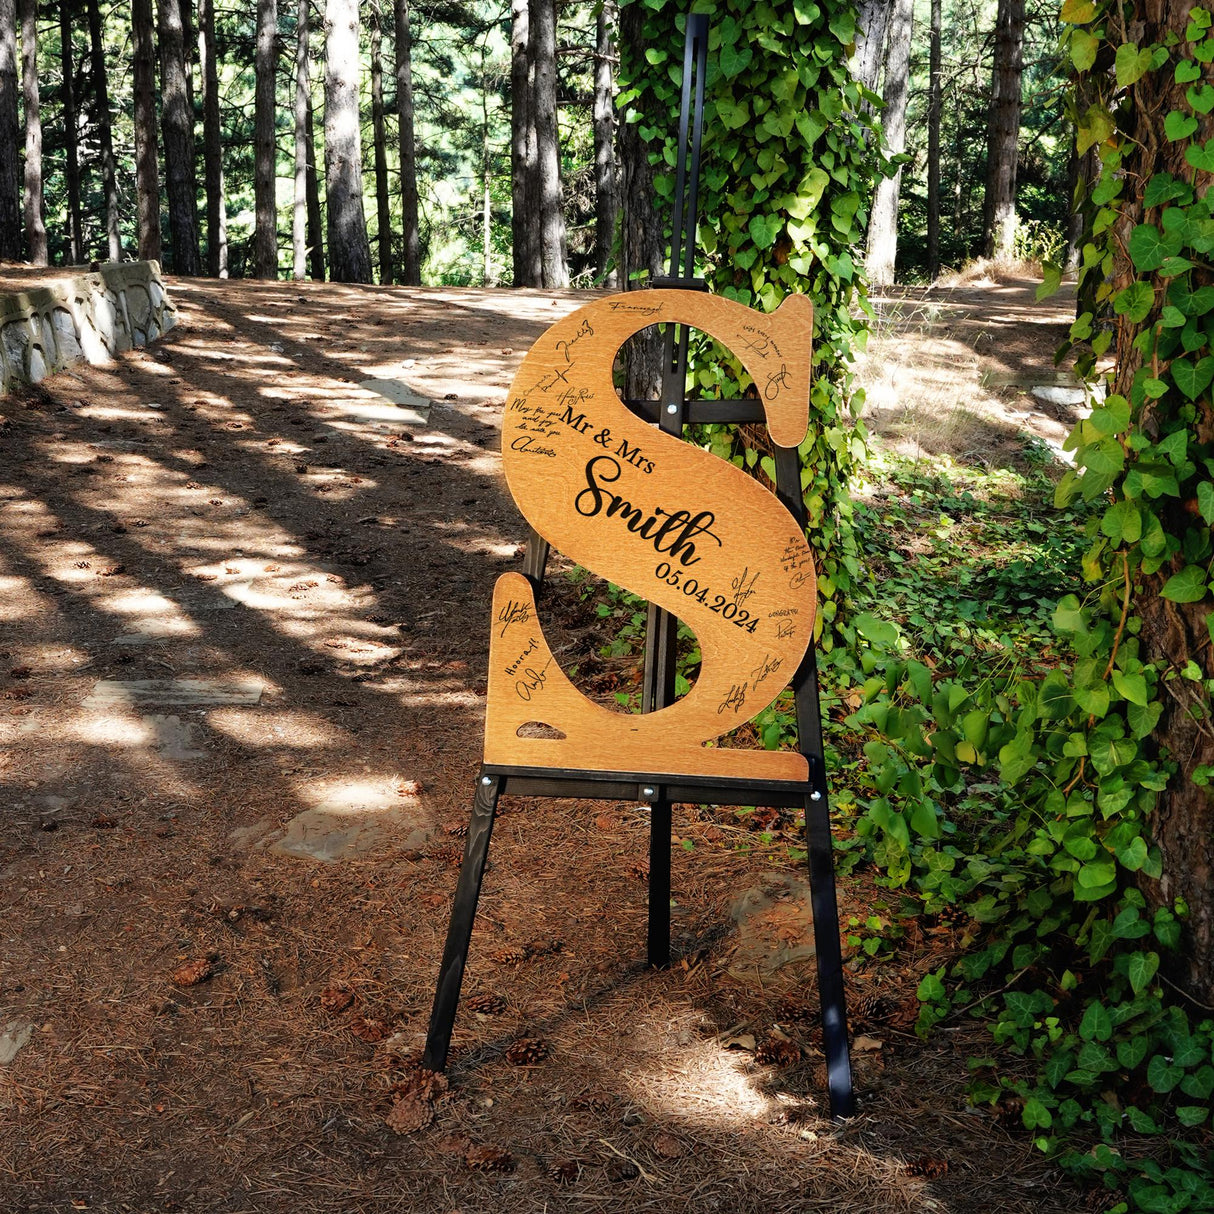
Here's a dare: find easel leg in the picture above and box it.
[647,797,672,967]
[803,788,855,1118]
[422,770,501,1072]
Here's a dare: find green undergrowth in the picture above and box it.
[582,442,1212,1211]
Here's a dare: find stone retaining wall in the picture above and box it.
[0,261,176,393]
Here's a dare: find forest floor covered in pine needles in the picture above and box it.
[0,272,1093,1213]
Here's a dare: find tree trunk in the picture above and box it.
[393,0,419,285]
[864,0,912,288]
[253,0,278,277]
[60,0,83,264]
[370,1,392,284]
[323,0,372,282]
[85,0,119,261]
[19,0,46,265]
[133,0,160,262]
[510,0,539,286]
[529,0,566,288]
[480,34,494,287]
[926,0,941,280]
[1092,1,1214,1006]
[199,0,227,276]
[616,2,663,400]
[0,0,18,261]
[593,1,617,286]
[304,88,324,279]
[292,0,309,280]
[158,0,199,273]
[852,0,892,99]
[982,0,1025,259]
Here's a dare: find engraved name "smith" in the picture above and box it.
[573,455,721,567]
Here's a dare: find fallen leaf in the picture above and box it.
[852,1035,884,1052]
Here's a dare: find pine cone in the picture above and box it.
[547,1158,580,1185]
[465,1144,515,1173]
[505,1037,550,1065]
[905,1156,949,1180]
[390,1067,448,1103]
[385,1093,433,1135]
[171,959,212,988]
[349,1015,391,1043]
[852,991,892,1025]
[773,997,813,1023]
[491,944,530,966]
[444,820,469,838]
[628,858,650,881]
[466,993,508,1016]
[320,985,355,1013]
[755,1036,801,1067]
[428,844,463,866]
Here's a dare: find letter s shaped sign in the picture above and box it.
[485,290,817,782]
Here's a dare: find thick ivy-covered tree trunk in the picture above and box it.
[1065,0,1214,1005]
[865,0,912,287]
[132,0,161,263]
[323,0,372,282]
[618,1,878,632]
[253,0,278,278]
[19,0,46,266]
[393,0,420,285]
[158,0,200,274]
[982,0,1024,259]
[85,0,119,261]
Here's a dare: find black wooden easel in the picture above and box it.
[423,14,854,1119]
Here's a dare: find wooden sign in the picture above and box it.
[485,289,816,781]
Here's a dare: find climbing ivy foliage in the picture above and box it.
[617,0,884,645]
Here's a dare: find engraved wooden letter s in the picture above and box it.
[485,290,817,781]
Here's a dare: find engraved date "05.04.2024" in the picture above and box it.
[654,562,759,633]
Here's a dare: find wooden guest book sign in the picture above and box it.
[485,289,816,781]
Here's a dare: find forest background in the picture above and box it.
[1,1,1213,1213]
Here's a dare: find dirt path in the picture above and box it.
[1,278,1086,1213]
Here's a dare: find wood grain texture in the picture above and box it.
[485,289,816,780]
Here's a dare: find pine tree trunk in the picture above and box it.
[616,2,663,400]
[510,0,539,286]
[253,0,278,277]
[323,0,372,283]
[133,0,161,263]
[19,0,46,265]
[0,0,18,261]
[865,0,912,288]
[85,0,119,261]
[60,0,83,264]
[304,89,324,279]
[982,0,1025,259]
[852,0,892,99]
[393,0,419,285]
[199,0,227,276]
[593,1,617,286]
[292,0,309,280]
[158,0,199,273]
[370,1,392,284]
[529,0,566,288]
[926,0,941,280]
[480,35,494,286]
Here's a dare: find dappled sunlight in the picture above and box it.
[295,775,415,814]
[207,706,351,749]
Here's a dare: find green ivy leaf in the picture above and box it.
[1115,43,1153,86]
[1118,837,1150,873]
[1160,565,1208,603]
[1172,355,1214,399]
[1146,1053,1183,1093]
[719,40,754,79]
[1176,59,1202,83]
[1060,0,1096,22]
[747,213,782,249]
[1127,951,1159,995]
[1164,109,1200,141]
[1176,1105,1209,1127]
[1077,104,1115,155]
[1070,28,1098,70]
[1080,1000,1113,1042]
[1111,669,1148,706]
[1127,699,1163,739]
[1186,138,1214,173]
[1021,1097,1053,1131]
[1188,83,1214,113]
[1113,281,1155,323]
[1128,223,1179,271]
